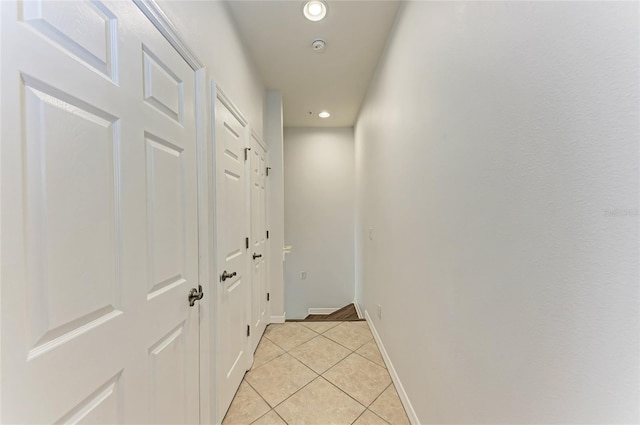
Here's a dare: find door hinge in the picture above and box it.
[267,292,270,301]
[247,325,250,337]
[266,230,269,239]
[244,147,251,161]
[266,167,271,176]
[245,237,249,249]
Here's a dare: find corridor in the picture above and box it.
[222,321,410,424]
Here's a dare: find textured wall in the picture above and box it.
[355,2,639,423]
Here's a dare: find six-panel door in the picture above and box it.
[214,95,251,420]
[250,136,269,352]
[0,1,199,423]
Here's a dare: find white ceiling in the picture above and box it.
[226,0,400,127]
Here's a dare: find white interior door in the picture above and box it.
[0,1,200,423]
[250,136,268,352]
[213,92,251,420]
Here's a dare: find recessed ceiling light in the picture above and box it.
[318,111,331,118]
[303,0,327,22]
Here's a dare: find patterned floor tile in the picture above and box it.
[323,322,373,351]
[275,378,365,425]
[323,353,391,406]
[245,353,317,407]
[369,384,410,425]
[264,323,318,351]
[252,337,286,370]
[353,409,391,425]
[222,381,270,424]
[356,340,386,368]
[289,335,351,374]
[251,410,287,425]
[299,321,342,334]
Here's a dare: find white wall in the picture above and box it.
[157,0,264,137]
[266,91,286,321]
[284,128,355,319]
[356,2,639,424]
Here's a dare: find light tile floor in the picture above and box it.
[222,321,410,425]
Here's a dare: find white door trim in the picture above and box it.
[133,0,204,70]
[251,129,267,152]
[216,86,249,126]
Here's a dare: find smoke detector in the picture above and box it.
[311,39,326,52]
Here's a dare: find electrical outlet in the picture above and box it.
[368,227,374,241]
[300,271,307,279]
[377,304,382,319]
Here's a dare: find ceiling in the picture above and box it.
[226,0,400,127]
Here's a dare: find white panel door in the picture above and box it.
[214,94,250,419]
[0,1,200,423]
[250,136,268,352]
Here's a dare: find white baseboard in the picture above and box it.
[365,310,420,425]
[307,307,339,315]
[353,300,363,319]
[270,313,286,324]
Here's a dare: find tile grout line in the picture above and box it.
[350,408,391,425]
[246,355,320,409]
[256,323,350,416]
[316,374,369,415]
[320,362,392,411]
[271,374,322,413]
[247,321,389,424]
[243,377,273,408]
[252,326,324,412]
[249,406,290,425]
[366,382,393,409]
[251,340,287,372]
[266,321,373,355]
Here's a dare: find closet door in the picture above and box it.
[0,1,200,423]
[213,93,251,418]
[250,135,268,352]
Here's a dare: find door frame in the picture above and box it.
[249,130,270,352]
[131,1,212,423]
[210,82,253,423]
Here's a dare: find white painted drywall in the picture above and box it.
[284,128,355,319]
[157,0,264,138]
[355,2,639,423]
[266,91,286,320]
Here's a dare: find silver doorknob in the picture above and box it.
[220,270,237,282]
[188,285,204,307]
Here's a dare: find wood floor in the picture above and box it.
[288,304,362,322]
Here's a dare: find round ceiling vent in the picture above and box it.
[311,39,326,52]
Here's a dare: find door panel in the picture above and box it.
[22,75,121,359]
[250,137,268,352]
[21,0,118,80]
[214,96,250,419]
[148,324,189,425]
[1,1,200,423]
